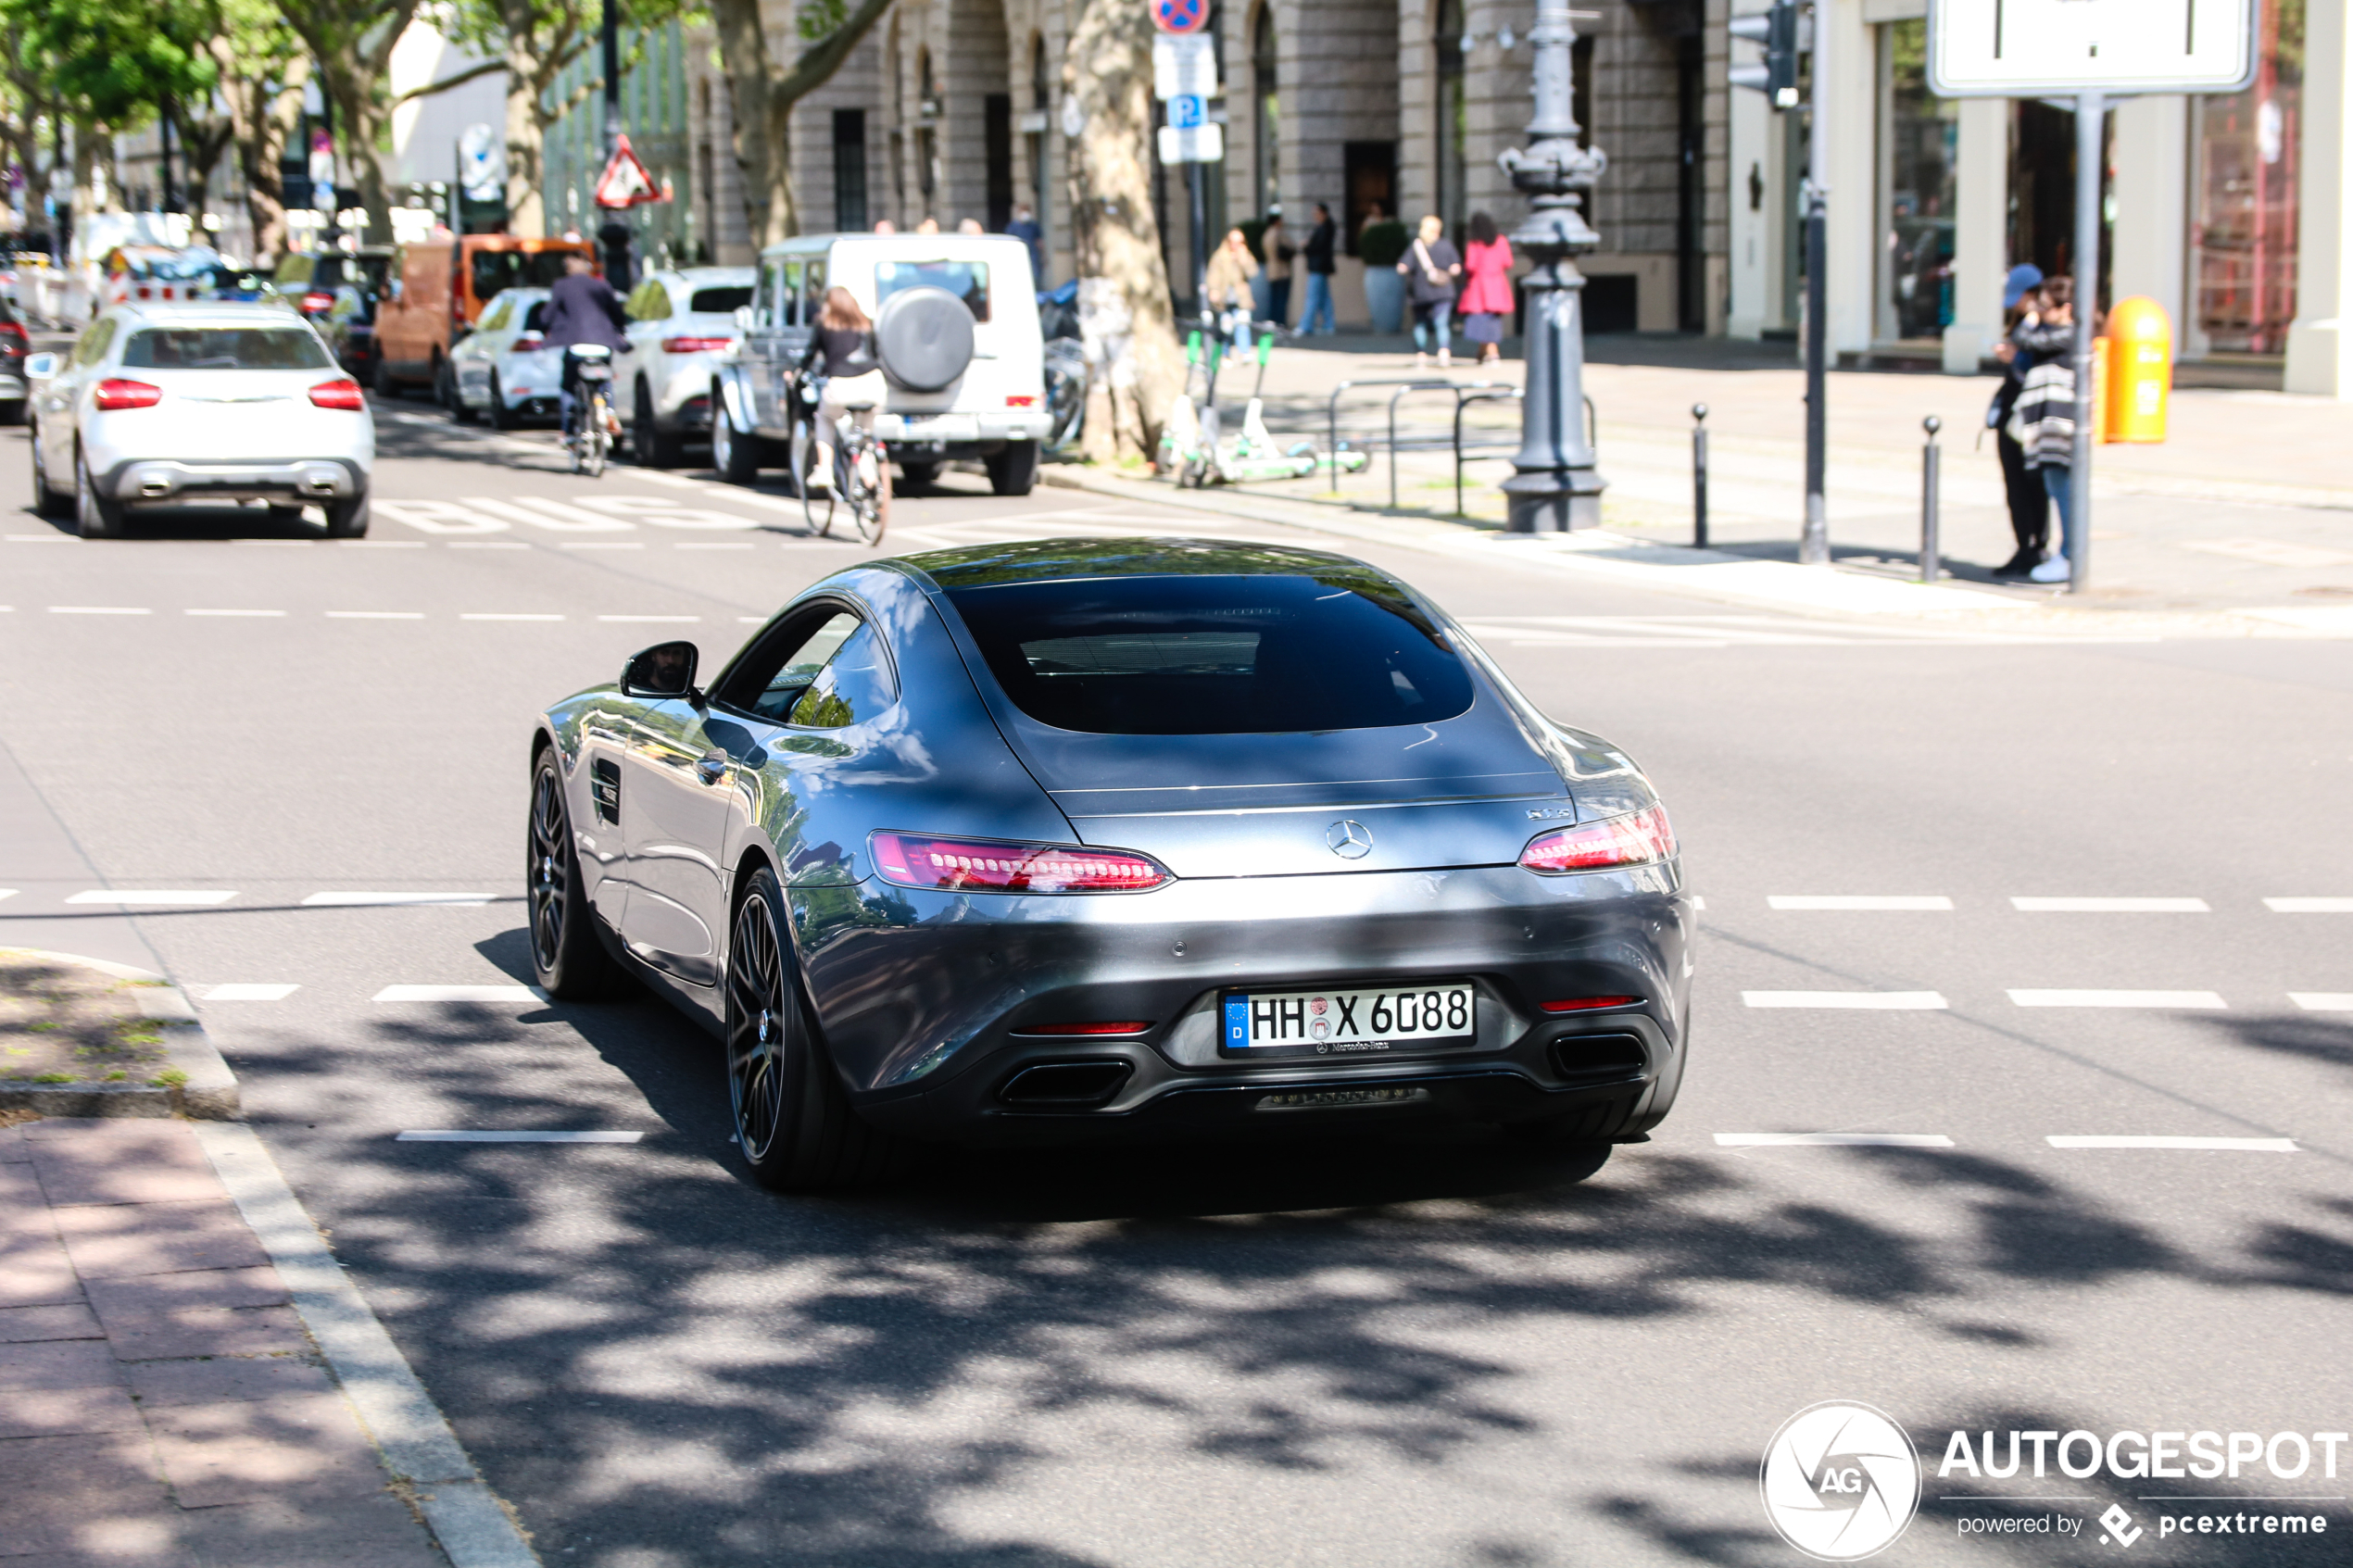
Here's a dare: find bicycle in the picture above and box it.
[789,375,889,546]
[562,344,617,478]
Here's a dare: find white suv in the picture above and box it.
[616,267,754,466]
[26,302,374,538]
[711,233,1048,495]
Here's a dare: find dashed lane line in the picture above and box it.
[459,612,566,621]
[185,608,286,617]
[63,889,237,905]
[394,1131,644,1144]
[47,606,151,615]
[324,610,425,620]
[2007,989,2230,1008]
[1715,1133,1956,1148]
[2011,897,2211,912]
[598,614,700,622]
[0,889,16,902]
[1741,991,1949,1009]
[2268,897,2353,912]
[2046,1135,2299,1152]
[1767,896,1953,910]
[2289,994,2353,1010]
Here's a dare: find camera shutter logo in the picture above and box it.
[1759,1401,1921,1562]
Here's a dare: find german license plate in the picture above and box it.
[1220,984,1476,1060]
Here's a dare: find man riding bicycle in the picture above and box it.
[541,251,629,441]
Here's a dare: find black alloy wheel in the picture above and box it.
[712,395,761,485]
[725,867,899,1190]
[527,751,627,999]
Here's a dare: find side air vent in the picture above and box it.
[590,759,622,824]
[1549,1033,1647,1085]
[998,1060,1132,1107]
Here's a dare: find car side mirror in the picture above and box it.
[23,353,57,381]
[622,640,701,700]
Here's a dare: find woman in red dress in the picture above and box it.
[1456,212,1516,366]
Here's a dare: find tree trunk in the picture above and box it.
[1061,0,1182,455]
[502,34,547,238]
[709,0,795,248]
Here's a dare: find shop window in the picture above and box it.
[2192,0,2302,356]
[1435,0,1465,240]
[1877,19,1957,343]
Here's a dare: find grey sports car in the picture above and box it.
[528,538,1693,1188]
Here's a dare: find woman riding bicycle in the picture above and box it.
[540,252,628,441]
[797,286,884,490]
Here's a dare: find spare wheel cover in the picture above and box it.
[875,286,975,393]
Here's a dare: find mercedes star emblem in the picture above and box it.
[1326,819,1374,859]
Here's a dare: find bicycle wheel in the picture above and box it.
[793,417,833,535]
[579,391,610,478]
[844,442,889,546]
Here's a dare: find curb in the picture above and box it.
[0,950,240,1121]
[194,1122,542,1567]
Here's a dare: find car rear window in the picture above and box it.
[875,260,989,321]
[120,329,333,370]
[472,248,583,303]
[689,285,754,313]
[946,573,1474,735]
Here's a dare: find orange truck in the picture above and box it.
[371,234,598,402]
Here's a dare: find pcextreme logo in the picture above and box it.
[1760,1402,1924,1562]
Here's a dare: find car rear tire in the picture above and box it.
[0,398,23,427]
[322,490,370,538]
[986,439,1039,496]
[74,447,124,538]
[265,504,307,528]
[635,381,684,468]
[711,394,762,485]
[896,459,942,491]
[29,424,70,519]
[727,867,900,1191]
[528,751,632,1001]
[371,357,398,399]
[488,372,517,430]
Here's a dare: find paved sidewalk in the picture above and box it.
[0,1118,451,1567]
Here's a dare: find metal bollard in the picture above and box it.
[1919,415,1943,583]
[1691,403,1709,548]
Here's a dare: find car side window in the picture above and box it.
[787,621,898,730]
[725,611,862,721]
[479,297,511,333]
[757,260,786,328]
[72,320,116,367]
[779,262,804,327]
[801,258,827,320]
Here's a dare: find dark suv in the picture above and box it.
[276,246,394,380]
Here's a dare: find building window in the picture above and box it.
[2193,0,2302,356]
[1435,0,1464,239]
[916,48,938,206]
[834,109,867,232]
[1027,32,1050,255]
[1252,5,1278,217]
[1877,19,1956,343]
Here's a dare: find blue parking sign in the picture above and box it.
[1170,94,1205,130]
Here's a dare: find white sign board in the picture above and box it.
[1157,122,1224,165]
[1929,0,2259,97]
[1153,33,1218,101]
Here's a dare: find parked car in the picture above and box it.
[615,266,754,466]
[711,232,1050,495]
[524,538,1691,1189]
[0,293,28,424]
[371,233,595,400]
[276,246,394,379]
[446,287,560,427]
[24,302,372,538]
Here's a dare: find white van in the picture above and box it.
[710,232,1049,495]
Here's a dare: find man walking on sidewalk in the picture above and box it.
[1301,204,1338,336]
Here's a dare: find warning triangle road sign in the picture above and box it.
[593,133,669,209]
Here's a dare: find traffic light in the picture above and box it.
[1729,1,1800,109]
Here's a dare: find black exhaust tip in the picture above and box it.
[998,1060,1133,1107]
[1550,1033,1647,1085]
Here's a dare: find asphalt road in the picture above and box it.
[2,401,2347,1568]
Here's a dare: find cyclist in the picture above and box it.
[541,251,628,444]
[796,286,882,491]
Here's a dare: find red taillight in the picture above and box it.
[94,379,163,410]
[512,334,545,351]
[308,378,365,410]
[0,321,27,350]
[1004,394,1038,408]
[868,831,1172,894]
[1541,996,1640,1014]
[1518,804,1677,874]
[300,291,334,314]
[661,335,734,353]
[1013,1021,1154,1035]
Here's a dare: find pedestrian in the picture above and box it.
[1986,262,2045,578]
[2007,278,2081,585]
[1007,203,1043,277]
[957,218,984,235]
[1456,211,1513,365]
[1202,226,1260,351]
[916,216,939,235]
[1301,201,1338,334]
[1401,214,1461,369]
[1260,208,1294,327]
[874,219,898,235]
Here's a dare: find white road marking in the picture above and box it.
[447,541,530,550]
[459,612,566,621]
[394,1130,644,1143]
[737,615,768,623]
[65,889,237,906]
[325,610,426,620]
[1689,896,1705,910]
[372,985,547,1003]
[467,495,632,533]
[301,892,493,907]
[2010,897,2210,912]
[1716,1133,1956,1148]
[48,606,151,615]
[2007,989,2228,1008]
[623,471,711,491]
[2289,993,2353,1010]
[0,889,16,902]
[674,541,755,549]
[1768,895,1953,910]
[1741,991,1948,1009]
[185,608,287,617]
[560,541,645,550]
[598,614,700,622]
[204,984,299,1001]
[2267,897,2353,912]
[2046,1135,2298,1152]
[374,499,512,534]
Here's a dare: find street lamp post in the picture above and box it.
[598,0,635,290]
[1497,0,1606,533]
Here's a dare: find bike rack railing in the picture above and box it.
[1323,378,1596,514]
[1453,388,1523,517]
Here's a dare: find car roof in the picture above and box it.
[900,537,1395,593]
[759,233,1033,259]
[660,266,756,284]
[110,302,307,326]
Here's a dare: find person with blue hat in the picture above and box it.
[1987,263,2050,578]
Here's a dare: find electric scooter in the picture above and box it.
[1158,313,1367,487]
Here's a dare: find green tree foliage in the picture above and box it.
[272,0,425,245]
[4,0,218,131]
[708,0,899,247]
